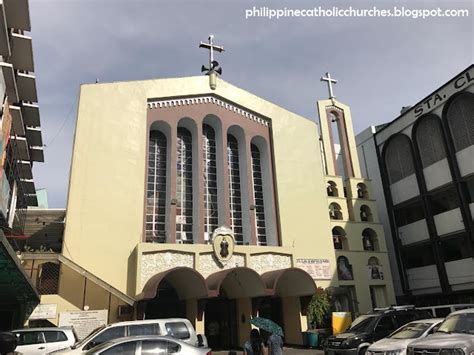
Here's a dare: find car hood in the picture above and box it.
[332,331,369,340]
[409,334,474,349]
[369,338,414,351]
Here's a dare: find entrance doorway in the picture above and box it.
[259,297,284,336]
[144,281,186,319]
[205,295,238,350]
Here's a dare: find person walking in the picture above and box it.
[267,332,283,355]
[244,329,268,355]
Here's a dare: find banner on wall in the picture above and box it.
[296,258,332,280]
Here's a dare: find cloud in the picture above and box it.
[29,0,473,207]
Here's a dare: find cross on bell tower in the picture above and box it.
[321,72,338,100]
[199,34,224,76]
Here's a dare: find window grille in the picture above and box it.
[37,262,59,295]
[251,144,266,246]
[176,128,193,244]
[384,135,415,184]
[145,131,167,243]
[446,93,474,152]
[416,115,446,168]
[202,124,218,242]
[227,135,243,244]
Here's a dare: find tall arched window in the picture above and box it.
[327,181,339,197]
[362,228,378,251]
[203,124,218,241]
[332,227,346,250]
[384,135,415,184]
[176,127,193,243]
[446,93,474,152]
[337,256,353,280]
[146,130,167,243]
[360,205,373,222]
[251,144,267,246]
[357,183,369,199]
[329,203,343,220]
[415,115,447,168]
[227,134,243,244]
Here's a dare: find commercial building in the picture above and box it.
[22,39,395,346]
[0,0,43,330]
[356,65,474,307]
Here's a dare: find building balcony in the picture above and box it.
[29,146,44,162]
[456,145,474,177]
[26,126,42,147]
[398,219,430,246]
[0,3,9,57]
[17,160,32,180]
[20,178,35,194]
[4,0,31,32]
[17,72,37,102]
[433,208,464,236]
[390,174,419,205]
[21,102,40,126]
[9,135,29,160]
[10,32,34,72]
[406,264,441,294]
[423,159,452,191]
[445,258,474,291]
[1,61,18,102]
[9,105,25,136]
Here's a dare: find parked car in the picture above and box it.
[367,318,443,355]
[418,304,474,318]
[84,335,212,354]
[11,327,77,354]
[324,306,432,355]
[407,308,474,355]
[51,318,206,354]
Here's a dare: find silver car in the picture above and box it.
[84,335,211,354]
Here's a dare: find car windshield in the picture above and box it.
[349,315,378,332]
[436,313,474,334]
[388,322,431,339]
[71,325,106,349]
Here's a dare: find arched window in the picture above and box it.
[360,205,373,222]
[202,124,218,242]
[176,127,193,243]
[362,228,378,251]
[327,181,339,197]
[384,135,415,184]
[357,183,369,199]
[146,130,167,243]
[251,144,267,246]
[332,227,346,250]
[227,134,243,245]
[368,257,383,280]
[329,203,343,220]
[415,115,447,168]
[37,262,60,295]
[337,256,353,280]
[446,93,474,152]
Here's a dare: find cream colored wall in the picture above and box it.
[64,75,337,295]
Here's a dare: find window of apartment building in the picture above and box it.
[384,134,415,184]
[394,200,424,227]
[403,242,436,268]
[439,235,469,262]
[415,115,447,168]
[465,178,474,204]
[446,92,474,152]
[430,186,459,215]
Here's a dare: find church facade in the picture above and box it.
[24,52,396,346]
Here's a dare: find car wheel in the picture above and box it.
[359,347,368,355]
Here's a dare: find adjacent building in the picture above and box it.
[0,0,43,330]
[357,65,474,308]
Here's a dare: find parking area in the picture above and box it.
[214,348,324,355]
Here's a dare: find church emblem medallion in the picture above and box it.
[212,226,235,263]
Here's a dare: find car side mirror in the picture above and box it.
[0,332,18,354]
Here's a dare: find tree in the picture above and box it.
[308,287,331,329]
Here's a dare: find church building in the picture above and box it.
[20,36,396,346]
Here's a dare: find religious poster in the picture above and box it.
[368,264,384,280]
[296,258,331,280]
[59,310,108,340]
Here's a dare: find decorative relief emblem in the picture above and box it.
[212,226,235,264]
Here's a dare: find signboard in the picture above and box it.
[296,258,331,280]
[29,304,57,320]
[59,310,108,340]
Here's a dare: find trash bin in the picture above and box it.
[302,331,309,347]
[332,312,352,335]
[307,331,319,348]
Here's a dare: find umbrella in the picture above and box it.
[250,317,284,336]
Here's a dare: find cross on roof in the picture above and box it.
[199,34,224,74]
[321,72,338,99]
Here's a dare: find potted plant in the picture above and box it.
[306,287,331,348]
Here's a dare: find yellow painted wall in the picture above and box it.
[237,298,252,347]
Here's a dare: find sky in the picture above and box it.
[29,0,473,208]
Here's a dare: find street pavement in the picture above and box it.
[214,347,324,354]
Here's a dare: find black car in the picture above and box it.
[324,307,432,355]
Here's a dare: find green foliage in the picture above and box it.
[308,287,331,329]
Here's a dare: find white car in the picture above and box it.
[12,327,77,354]
[367,318,443,355]
[408,308,474,355]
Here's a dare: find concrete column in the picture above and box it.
[168,123,177,244]
[237,298,252,348]
[281,296,304,346]
[243,133,257,245]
